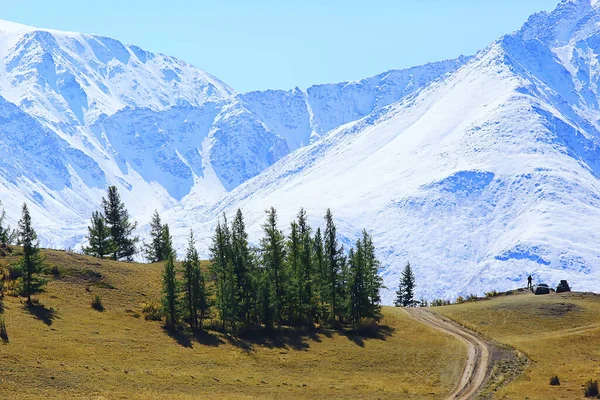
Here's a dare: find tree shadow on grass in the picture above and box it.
[224,326,338,352]
[164,323,393,351]
[164,326,225,348]
[344,324,395,348]
[25,301,58,326]
[163,326,193,348]
[194,329,225,347]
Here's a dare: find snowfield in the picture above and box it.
[2,0,600,302]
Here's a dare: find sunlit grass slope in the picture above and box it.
[0,249,464,399]
[434,290,600,399]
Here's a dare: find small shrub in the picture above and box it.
[466,294,478,302]
[419,298,428,307]
[455,296,465,304]
[7,265,22,280]
[430,299,443,307]
[141,301,162,321]
[485,290,499,298]
[0,317,8,343]
[48,265,62,278]
[584,379,599,397]
[91,294,104,312]
[549,375,560,386]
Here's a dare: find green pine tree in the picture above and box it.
[192,256,209,330]
[395,262,416,307]
[182,230,209,330]
[312,227,326,321]
[161,224,174,260]
[285,220,301,324]
[231,209,255,326]
[0,201,15,246]
[143,210,167,263]
[83,211,115,259]
[182,230,197,329]
[102,186,138,261]
[297,208,314,325]
[361,230,383,320]
[162,256,179,329]
[324,208,342,321]
[17,204,46,304]
[259,207,286,326]
[209,215,237,330]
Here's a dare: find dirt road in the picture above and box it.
[405,308,491,400]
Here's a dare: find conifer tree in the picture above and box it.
[17,204,46,304]
[161,224,174,260]
[182,230,197,329]
[209,215,237,329]
[348,246,365,323]
[101,186,138,261]
[192,256,209,330]
[337,246,351,321]
[143,210,167,263]
[297,208,314,325]
[395,262,416,307]
[259,207,286,326]
[162,255,179,328]
[182,230,208,330]
[285,220,301,324]
[231,209,254,325]
[361,230,383,320]
[312,227,326,320]
[83,211,115,259]
[0,201,15,246]
[324,208,342,321]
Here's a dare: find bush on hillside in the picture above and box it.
[584,379,599,397]
[549,375,560,386]
[141,301,162,321]
[466,294,478,302]
[45,264,62,278]
[91,294,104,312]
[485,290,499,298]
[430,299,451,307]
[455,296,465,304]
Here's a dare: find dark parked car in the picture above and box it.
[556,280,571,293]
[532,283,550,295]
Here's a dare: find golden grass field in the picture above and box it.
[0,248,466,399]
[434,289,600,399]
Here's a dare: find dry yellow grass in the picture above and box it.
[0,249,465,399]
[434,290,600,399]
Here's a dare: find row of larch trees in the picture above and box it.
[31,184,384,333]
[207,206,384,332]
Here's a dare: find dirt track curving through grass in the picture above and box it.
[405,308,490,400]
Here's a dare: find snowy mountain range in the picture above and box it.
[3,0,600,302]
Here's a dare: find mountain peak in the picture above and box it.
[0,19,81,36]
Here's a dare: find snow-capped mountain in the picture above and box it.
[5,0,600,302]
[173,0,600,302]
[0,18,466,245]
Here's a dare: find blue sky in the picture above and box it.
[2,0,560,92]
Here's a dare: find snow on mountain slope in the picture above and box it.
[166,0,600,302]
[0,17,467,242]
[0,19,234,128]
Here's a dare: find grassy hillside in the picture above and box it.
[0,248,465,399]
[434,289,600,399]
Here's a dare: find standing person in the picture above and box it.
[527,275,533,290]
